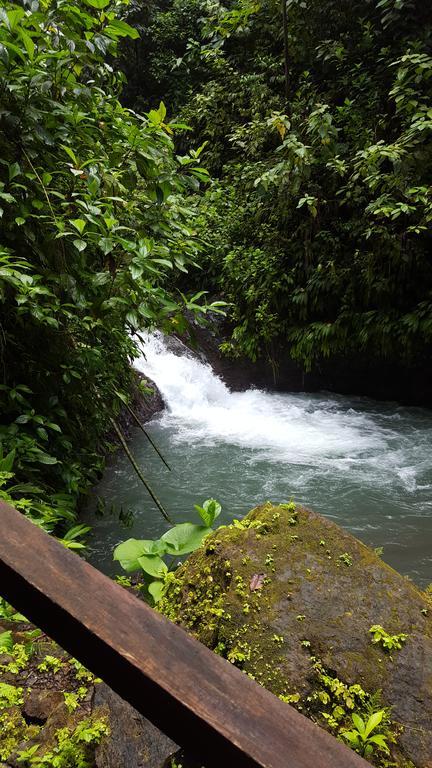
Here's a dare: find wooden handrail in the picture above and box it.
[0,502,368,768]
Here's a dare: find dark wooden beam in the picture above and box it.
[0,502,368,768]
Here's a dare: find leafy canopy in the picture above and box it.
[0,0,211,533]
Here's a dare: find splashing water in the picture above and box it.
[86,332,432,586]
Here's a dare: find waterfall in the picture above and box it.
[133,332,408,468]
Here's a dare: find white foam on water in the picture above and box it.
[133,332,432,491]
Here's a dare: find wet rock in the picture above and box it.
[23,689,64,722]
[184,317,432,406]
[161,503,432,767]
[132,373,165,425]
[94,683,179,768]
[5,701,72,768]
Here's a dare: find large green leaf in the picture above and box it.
[105,20,140,39]
[113,538,167,572]
[137,555,168,579]
[351,713,365,735]
[161,523,212,555]
[0,449,15,472]
[82,0,110,8]
[364,710,384,738]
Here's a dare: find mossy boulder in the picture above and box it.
[160,503,432,767]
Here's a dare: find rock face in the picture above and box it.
[160,504,432,768]
[94,685,178,768]
[185,318,432,406]
[116,370,164,439]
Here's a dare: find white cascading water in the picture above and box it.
[134,332,423,480]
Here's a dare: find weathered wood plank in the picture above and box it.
[0,502,368,768]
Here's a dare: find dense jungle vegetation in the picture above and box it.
[0,0,215,540]
[120,0,432,368]
[1,0,432,533]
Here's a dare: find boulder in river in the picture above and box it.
[160,503,432,767]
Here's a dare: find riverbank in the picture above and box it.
[185,319,432,407]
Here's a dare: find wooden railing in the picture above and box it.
[0,502,368,768]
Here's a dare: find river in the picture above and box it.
[85,332,432,587]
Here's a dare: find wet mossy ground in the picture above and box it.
[160,503,432,767]
[0,617,108,767]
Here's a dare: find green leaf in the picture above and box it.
[19,30,35,61]
[0,449,15,472]
[367,734,390,753]
[126,311,139,327]
[35,453,57,465]
[62,524,91,541]
[342,731,361,747]
[351,713,365,735]
[194,498,221,527]
[8,163,20,181]
[137,554,168,579]
[364,710,384,737]
[0,631,13,652]
[6,8,25,32]
[113,538,167,572]
[99,237,114,255]
[105,20,140,39]
[73,239,87,252]
[70,219,86,235]
[152,258,173,269]
[60,145,78,165]
[82,0,110,7]
[161,523,212,555]
[130,264,143,280]
[148,580,165,604]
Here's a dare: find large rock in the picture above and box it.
[160,503,432,767]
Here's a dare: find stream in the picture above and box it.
[85,332,432,587]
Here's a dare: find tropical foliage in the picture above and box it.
[0,0,210,535]
[114,498,221,602]
[120,0,432,371]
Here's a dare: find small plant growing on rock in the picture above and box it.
[16,718,109,767]
[341,710,390,758]
[338,552,353,567]
[114,499,222,604]
[369,625,407,652]
[280,501,296,512]
[37,655,63,674]
[0,682,23,709]
[0,599,26,623]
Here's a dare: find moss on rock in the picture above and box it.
[160,503,432,767]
